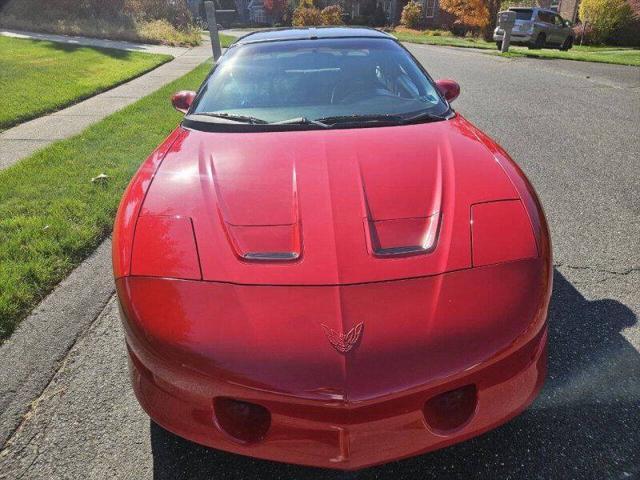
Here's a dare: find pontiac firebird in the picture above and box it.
[113,27,551,470]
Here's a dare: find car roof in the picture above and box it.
[232,27,395,46]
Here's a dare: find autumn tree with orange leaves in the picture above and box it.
[440,0,501,40]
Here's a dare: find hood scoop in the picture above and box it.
[211,155,301,262]
[365,215,440,257]
[359,150,443,258]
[226,223,301,261]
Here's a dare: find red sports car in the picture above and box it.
[113,27,551,470]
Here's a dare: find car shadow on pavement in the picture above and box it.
[150,269,639,480]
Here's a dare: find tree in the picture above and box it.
[321,5,345,25]
[292,0,323,26]
[579,0,632,43]
[400,1,423,29]
[439,0,489,29]
[439,0,501,39]
[484,0,501,40]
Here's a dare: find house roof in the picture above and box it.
[231,27,395,46]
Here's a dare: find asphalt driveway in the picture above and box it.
[1,44,638,480]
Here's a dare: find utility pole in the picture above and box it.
[204,1,222,61]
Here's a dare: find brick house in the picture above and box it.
[557,0,580,22]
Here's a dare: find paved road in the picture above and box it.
[1,45,639,480]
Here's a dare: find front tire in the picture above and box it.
[529,33,546,49]
[496,41,502,50]
[559,36,573,51]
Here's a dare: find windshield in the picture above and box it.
[188,37,449,127]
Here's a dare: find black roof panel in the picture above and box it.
[232,27,394,45]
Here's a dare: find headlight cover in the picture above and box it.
[471,200,538,267]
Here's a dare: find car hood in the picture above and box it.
[139,115,518,285]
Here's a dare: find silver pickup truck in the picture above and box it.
[494,7,575,51]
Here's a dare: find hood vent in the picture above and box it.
[359,151,443,258]
[212,155,301,262]
[365,214,440,257]
[226,223,301,262]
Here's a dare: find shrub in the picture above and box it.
[606,18,640,46]
[572,22,595,44]
[579,0,632,44]
[0,0,199,45]
[450,21,470,36]
[400,1,424,29]
[137,19,201,46]
[500,0,535,7]
[125,0,194,28]
[46,0,127,18]
[321,5,345,25]
[292,6,323,25]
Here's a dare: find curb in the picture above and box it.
[0,239,115,447]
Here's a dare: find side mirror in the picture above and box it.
[171,90,196,114]
[435,79,460,103]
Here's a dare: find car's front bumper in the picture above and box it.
[127,325,546,470]
[117,257,550,470]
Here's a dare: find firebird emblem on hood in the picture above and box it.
[321,322,364,353]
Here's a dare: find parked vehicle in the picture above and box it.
[114,27,551,471]
[494,7,575,50]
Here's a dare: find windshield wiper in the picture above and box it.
[193,112,269,124]
[401,111,448,124]
[272,117,330,128]
[314,114,405,126]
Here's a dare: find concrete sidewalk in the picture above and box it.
[0,31,212,171]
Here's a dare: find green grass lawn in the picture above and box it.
[499,45,640,67]
[218,33,237,48]
[392,28,497,50]
[0,36,171,131]
[391,28,640,66]
[0,61,212,341]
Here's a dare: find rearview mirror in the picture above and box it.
[435,79,460,103]
[171,91,196,114]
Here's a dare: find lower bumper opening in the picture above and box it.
[423,384,478,433]
[214,397,271,444]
